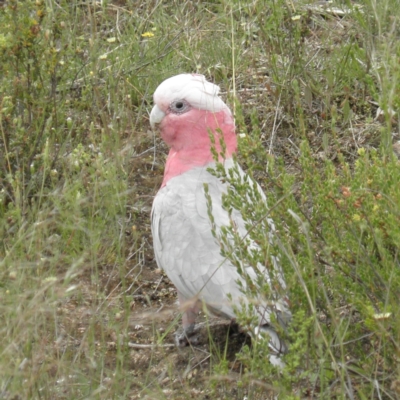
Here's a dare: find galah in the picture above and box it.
[150,74,290,367]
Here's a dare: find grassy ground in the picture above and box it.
[1,0,399,398]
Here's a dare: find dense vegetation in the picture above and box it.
[1,0,399,398]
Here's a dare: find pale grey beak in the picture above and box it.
[150,105,165,129]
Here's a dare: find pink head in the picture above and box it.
[150,74,237,186]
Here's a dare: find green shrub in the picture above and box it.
[210,136,400,398]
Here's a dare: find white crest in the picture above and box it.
[153,74,228,113]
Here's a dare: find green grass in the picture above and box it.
[1,0,400,398]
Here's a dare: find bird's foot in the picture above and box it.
[175,324,201,347]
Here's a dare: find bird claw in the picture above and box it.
[175,324,200,347]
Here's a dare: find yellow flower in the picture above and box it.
[352,214,361,222]
[141,32,155,38]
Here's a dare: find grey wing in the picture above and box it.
[202,163,290,324]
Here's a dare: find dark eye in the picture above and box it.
[170,100,190,114]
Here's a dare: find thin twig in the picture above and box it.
[127,342,175,349]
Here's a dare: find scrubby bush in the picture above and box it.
[212,140,400,397]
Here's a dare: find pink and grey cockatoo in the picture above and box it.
[150,74,290,367]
